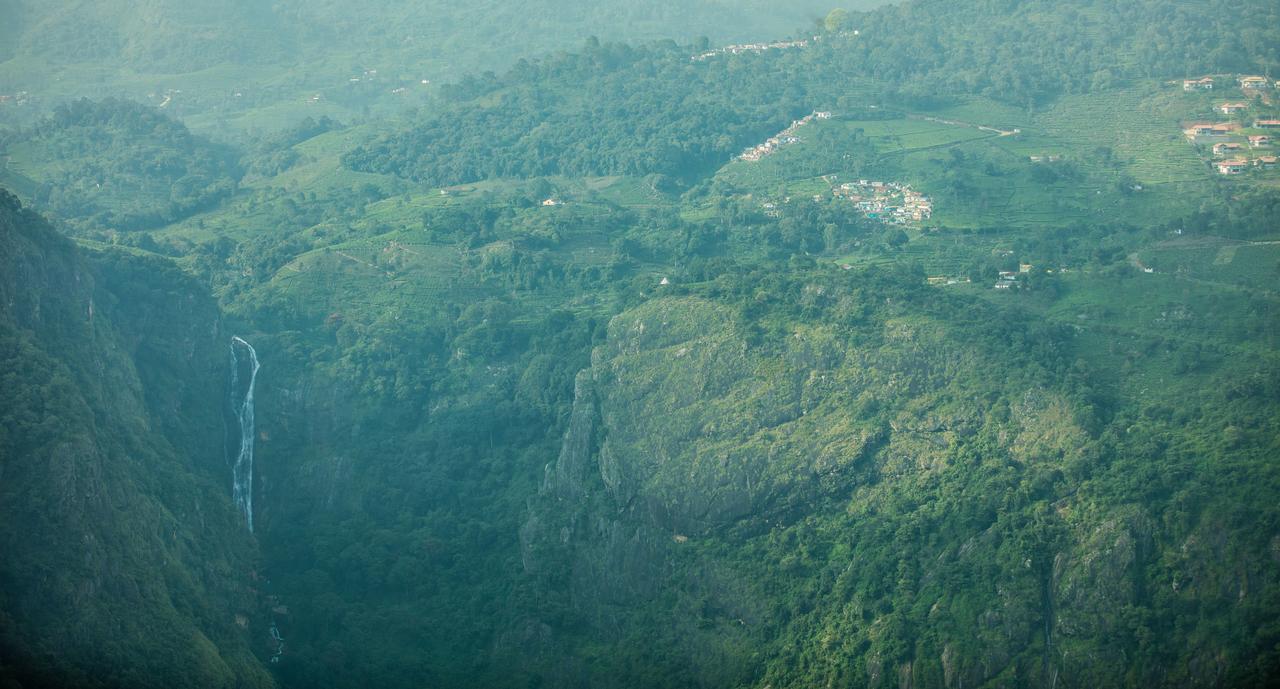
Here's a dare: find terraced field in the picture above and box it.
[1141,238,1280,292]
[1033,87,1211,185]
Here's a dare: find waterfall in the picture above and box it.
[269,621,285,663]
[230,336,260,532]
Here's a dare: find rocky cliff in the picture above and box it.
[0,190,273,689]
[520,281,1280,688]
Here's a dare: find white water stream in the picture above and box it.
[230,336,260,532]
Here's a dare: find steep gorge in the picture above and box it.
[0,191,272,689]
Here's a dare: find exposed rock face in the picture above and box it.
[583,297,885,533]
[517,291,1279,688]
[543,370,598,500]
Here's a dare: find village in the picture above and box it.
[759,175,934,229]
[832,178,933,223]
[692,36,821,62]
[738,110,832,161]
[739,109,937,227]
[1180,74,1280,175]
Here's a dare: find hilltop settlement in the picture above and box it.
[1180,74,1280,175]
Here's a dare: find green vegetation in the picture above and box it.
[0,0,868,136]
[1,98,240,231]
[2,2,1280,688]
[0,191,271,689]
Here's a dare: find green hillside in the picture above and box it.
[1,98,240,231]
[0,0,869,135]
[0,191,272,689]
[2,1,1280,688]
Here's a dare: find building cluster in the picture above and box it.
[1193,119,1278,174]
[1182,75,1280,92]
[1188,122,1238,139]
[693,37,816,61]
[0,91,31,106]
[1216,156,1276,175]
[757,175,935,226]
[834,179,933,223]
[992,263,1034,290]
[739,111,833,162]
[1182,72,1279,176]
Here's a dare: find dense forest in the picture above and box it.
[838,0,1280,105]
[0,99,240,231]
[0,191,270,689]
[2,1,1280,688]
[2,0,845,73]
[341,41,810,185]
[345,0,1280,187]
[0,0,858,131]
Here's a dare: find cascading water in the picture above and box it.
[230,336,260,532]
[269,621,285,664]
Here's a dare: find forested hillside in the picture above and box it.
[522,269,1280,688]
[0,0,862,133]
[840,0,1280,105]
[2,1,1280,688]
[0,191,270,689]
[345,0,1280,187]
[4,0,844,73]
[0,99,240,231]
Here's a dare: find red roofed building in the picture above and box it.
[1216,159,1248,175]
[1191,122,1236,137]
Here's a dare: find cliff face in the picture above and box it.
[520,288,1280,688]
[0,190,272,689]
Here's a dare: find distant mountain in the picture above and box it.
[5,1,853,72]
[0,0,865,119]
[7,0,287,70]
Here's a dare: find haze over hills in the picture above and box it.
[0,0,872,133]
[2,1,1280,688]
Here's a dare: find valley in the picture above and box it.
[2,2,1280,688]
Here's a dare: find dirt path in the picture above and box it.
[334,250,377,269]
[908,113,1020,137]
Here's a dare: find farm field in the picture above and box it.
[1141,239,1280,292]
[703,86,1232,232]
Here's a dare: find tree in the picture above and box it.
[824,8,850,33]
